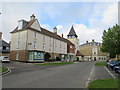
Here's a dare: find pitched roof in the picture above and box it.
[67,26,78,37]
[10,19,36,33]
[2,40,10,47]
[80,41,102,46]
[1,40,10,53]
[76,50,84,56]
[10,19,75,45]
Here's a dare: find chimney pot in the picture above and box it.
[30,14,35,20]
[53,27,57,34]
[62,34,63,37]
[0,32,2,39]
[86,41,88,43]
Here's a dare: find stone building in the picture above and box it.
[80,39,107,61]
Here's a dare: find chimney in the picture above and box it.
[53,27,57,34]
[30,14,35,20]
[92,39,94,42]
[86,41,88,43]
[0,32,2,39]
[62,34,63,37]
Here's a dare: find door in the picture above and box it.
[16,53,19,60]
[94,57,96,61]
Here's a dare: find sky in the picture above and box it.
[0,1,118,44]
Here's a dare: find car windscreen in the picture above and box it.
[4,57,8,58]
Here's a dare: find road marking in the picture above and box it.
[104,66,116,79]
[85,65,95,88]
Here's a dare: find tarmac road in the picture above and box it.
[2,61,96,88]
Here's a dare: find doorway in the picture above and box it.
[94,57,96,61]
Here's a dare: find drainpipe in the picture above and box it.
[26,29,28,61]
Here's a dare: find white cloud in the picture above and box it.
[41,24,51,30]
[57,24,102,44]
[89,3,118,29]
[101,4,118,27]
[56,25,63,30]
[1,2,118,45]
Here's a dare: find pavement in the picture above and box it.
[2,61,96,88]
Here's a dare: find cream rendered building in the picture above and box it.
[10,14,67,62]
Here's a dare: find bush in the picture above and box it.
[56,57,61,61]
[44,52,51,61]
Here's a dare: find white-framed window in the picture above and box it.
[43,35,45,42]
[43,43,45,50]
[16,41,20,49]
[34,32,37,38]
[34,41,37,48]
[94,52,96,54]
[6,47,9,50]
[49,44,52,51]
[49,37,52,43]
[18,32,20,39]
[60,41,61,48]
[18,21,23,30]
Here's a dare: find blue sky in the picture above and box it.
[1,1,118,44]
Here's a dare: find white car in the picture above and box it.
[0,56,10,63]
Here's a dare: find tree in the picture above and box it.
[101,24,120,60]
[44,52,51,61]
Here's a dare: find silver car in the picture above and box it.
[0,56,10,63]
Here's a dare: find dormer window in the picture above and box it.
[18,20,28,30]
[18,20,23,30]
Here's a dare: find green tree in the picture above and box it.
[101,24,120,60]
[44,52,51,61]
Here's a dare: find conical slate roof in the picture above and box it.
[67,26,78,37]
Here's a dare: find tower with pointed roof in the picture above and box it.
[67,26,82,59]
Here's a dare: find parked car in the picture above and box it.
[113,65,120,73]
[107,60,117,67]
[106,59,112,62]
[0,56,10,63]
[117,69,120,74]
[109,61,120,70]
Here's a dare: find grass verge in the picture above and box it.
[35,62,74,65]
[95,62,107,66]
[0,67,8,73]
[88,78,119,88]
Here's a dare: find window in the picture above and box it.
[6,47,9,50]
[16,53,19,60]
[34,41,37,48]
[43,43,45,50]
[49,37,52,43]
[18,21,23,30]
[17,41,20,49]
[72,36,75,38]
[43,35,45,42]
[94,52,96,54]
[3,46,6,50]
[70,45,72,48]
[34,32,37,38]
[49,44,52,51]
[18,32,20,39]
[60,41,61,48]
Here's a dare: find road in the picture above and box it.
[3,61,96,88]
